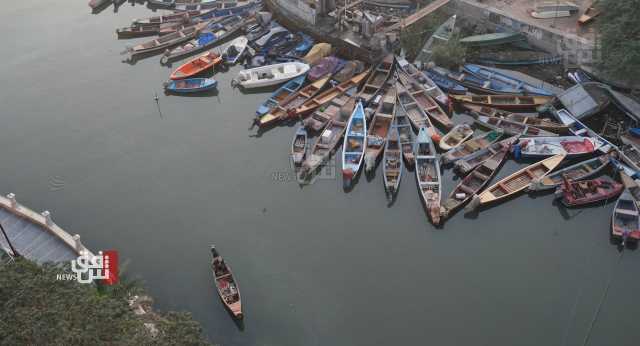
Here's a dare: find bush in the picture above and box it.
[596,0,640,82]
[431,35,467,69]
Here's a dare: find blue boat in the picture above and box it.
[288,33,313,57]
[630,128,640,138]
[174,0,256,13]
[424,68,467,95]
[255,75,306,116]
[463,64,555,96]
[436,66,522,94]
[164,78,218,93]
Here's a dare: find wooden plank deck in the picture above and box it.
[384,0,451,32]
[0,194,91,263]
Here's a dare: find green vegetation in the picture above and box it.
[0,257,211,345]
[431,35,467,69]
[596,0,640,82]
[399,11,449,61]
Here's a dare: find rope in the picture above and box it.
[581,250,624,346]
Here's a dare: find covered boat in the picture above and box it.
[233,62,310,89]
[517,137,599,158]
[333,60,365,83]
[308,56,345,81]
[303,43,332,65]
[342,102,367,188]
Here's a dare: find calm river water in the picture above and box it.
[2,1,639,345]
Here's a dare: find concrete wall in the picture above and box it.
[448,0,597,65]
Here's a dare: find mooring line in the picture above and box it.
[581,250,624,346]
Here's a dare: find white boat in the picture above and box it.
[222,36,249,65]
[517,136,600,158]
[342,102,367,189]
[232,62,310,89]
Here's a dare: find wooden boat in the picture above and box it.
[358,54,394,103]
[301,99,355,175]
[463,64,554,96]
[364,87,396,172]
[131,11,195,26]
[445,68,523,95]
[290,70,369,117]
[125,22,205,58]
[89,0,110,9]
[395,100,416,168]
[161,15,246,62]
[170,51,222,80]
[471,52,562,66]
[116,21,191,39]
[222,36,248,65]
[383,125,403,201]
[441,144,510,219]
[256,75,306,116]
[396,57,448,105]
[579,3,602,25]
[466,153,565,211]
[516,136,599,158]
[415,127,442,225]
[452,135,516,174]
[210,245,242,319]
[473,115,558,137]
[424,67,468,95]
[291,127,308,165]
[175,0,253,12]
[414,14,456,64]
[460,32,525,47]
[257,75,331,127]
[620,172,640,205]
[303,87,358,132]
[342,102,367,188]
[556,176,623,207]
[442,129,504,165]
[396,81,437,139]
[451,94,553,111]
[611,190,640,245]
[164,78,218,93]
[397,71,452,129]
[463,104,568,133]
[529,154,611,191]
[148,0,176,8]
[233,62,310,89]
[439,124,473,151]
[619,144,640,171]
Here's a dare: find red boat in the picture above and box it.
[170,52,222,80]
[556,175,623,207]
[211,246,242,319]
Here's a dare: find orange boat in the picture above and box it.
[170,51,222,80]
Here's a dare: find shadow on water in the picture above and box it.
[164,89,220,98]
[91,1,112,15]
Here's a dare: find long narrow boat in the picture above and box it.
[170,51,222,80]
[414,14,456,65]
[439,124,473,151]
[460,32,525,47]
[463,104,568,133]
[451,94,553,111]
[452,135,516,174]
[465,153,566,211]
[257,75,331,127]
[148,0,176,8]
[424,67,468,95]
[620,172,640,205]
[89,0,111,9]
[303,86,358,131]
[516,136,599,158]
[131,10,195,26]
[291,127,308,165]
[618,144,640,172]
[233,62,310,89]
[210,245,242,319]
[383,125,403,201]
[556,176,623,207]
[300,99,355,176]
[442,130,505,165]
[396,82,437,138]
[222,36,249,65]
[256,75,306,116]
[441,144,510,220]
[397,71,452,129]
[396,57,448,105]
[342,102,367,188]
[473,114,558,137]
[612,190,640,245]
[529,154,611,191]
[291,70,370,118]
[415,127,442,225]
[125,22,206,58]
[395,100,416,168]
[358,54,394,103]
[116,21,191,39]
[164,78,218,93]
[463,64,554,96]
[444,68,521,95]
[161,15,246,63]
[364,87,396,172]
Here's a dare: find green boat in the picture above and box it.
[460,32,525,47]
